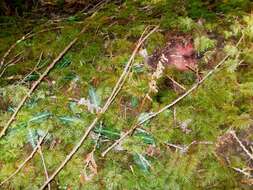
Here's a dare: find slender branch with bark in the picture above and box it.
[0,26,88,138]
[0,132,48,186]
[101,34,244,157]
[0,27,63,69]
[39,26,159,190]
[229,131,253,161]
[38,143,51,190]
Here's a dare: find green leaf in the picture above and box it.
[56,56,71,69]
[132,64,145,73]
[63,73,77,81]
[131,96,139,108]
[88,86,101,108]
[27,129,37,149]
[37,129,51,141]
[58,116,81,124]
[93,126,120,140]
[133,153,151,172]
[9,122,27,135]
[138,112,153,126]
[7,106,15,113]
[29,111,52,123]
[67,16,79,22]
[68,101,82,114]
[24,73,40,81]
[27,129,50,148]
[25,97,39,108]
[135,129,155,145]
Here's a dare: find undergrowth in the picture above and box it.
[0,0,253,189]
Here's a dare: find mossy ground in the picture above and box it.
[0,0,253,189]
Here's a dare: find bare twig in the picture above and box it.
[18,51,44,84]
[101,34,244,157]
[166,141,213,154]
[0,27,63,69]
[82,123,102,181]
[101,54,229,156]
[166,75,186,91]
[0,33,29,69]
[229,131,253,161]
[173,107,177,128]
[0,132,48,186]
[39,26,158,190]
[101,26,158,113]
[0,26,88,138]
[231,167,253,178]
[38,143,51,190]
[82,0,110,15]
[0,55,23,78]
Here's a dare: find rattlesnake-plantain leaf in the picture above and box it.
[29,111,52,123]
[133,153,151,172]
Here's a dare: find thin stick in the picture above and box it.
[0,27,63,68]
[6,51,24,64]
[166,75,186,91]
[0,33,30,68]
[19,51,44,84]
[38,144,51,190]
[39,26,158,190]
[166,141,213,153]
[173,107,177,128]
[101,54,230,156]
[0,56,23,78]
[231,167,253,178]
[230,131,253,161]
[101,26,159,112]
[0,26,88,138]
[101,33,244,157]
[0,132,48,186]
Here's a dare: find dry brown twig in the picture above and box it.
[0,27,63,69]
[0,25,88,138]
[231,167,253,178]
[165,141,213,154]
[39,26,159,190]
[166,75,186,91]
[82,124,102,182]
[101,33,244,157]
[38,142,51,190]
[0,55,23,78]
[229,130,253,161]
[0,132,48,186]
[18,51,44,84]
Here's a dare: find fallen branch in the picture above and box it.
[0,26,88,138]
[39,26,159,190]
[0,132,48,186]
[101,34,244,157]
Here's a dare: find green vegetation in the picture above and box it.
[0,0,253,189]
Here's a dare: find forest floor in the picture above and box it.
[0,0,253,189]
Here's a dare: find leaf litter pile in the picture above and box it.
[0,1,253,189]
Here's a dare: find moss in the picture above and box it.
[0,1,253,189]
